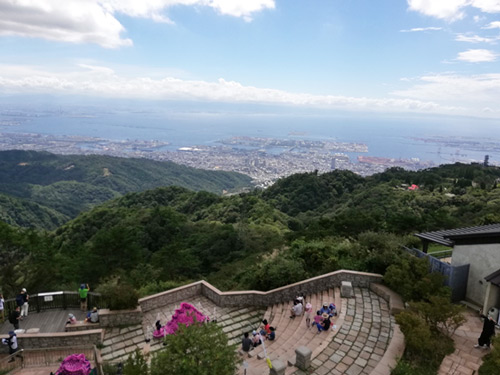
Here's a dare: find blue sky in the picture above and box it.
[1,0,500,119]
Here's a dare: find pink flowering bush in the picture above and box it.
[164,302,209,335]
[55,353,91,375]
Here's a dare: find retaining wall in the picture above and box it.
[139,270,383,312]
[1,330,105,350]
[98,307,143,327]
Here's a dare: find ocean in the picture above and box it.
[1,106,499,165]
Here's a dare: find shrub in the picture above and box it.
[384,254,450,302]
[137,280,189,298]
[396,310,454,370]
[124,349,149,375]
[410,296,466,336]
[391,359,429,375]
[479,336,500,375]
[97,276,139,310]
[151,322,239,375]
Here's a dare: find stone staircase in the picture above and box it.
[101,324,147,363]
[238,288,342,375]
[101,295,265,363]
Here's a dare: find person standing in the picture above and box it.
[2,331,19,362]
[79,284,90,311]
[0,293,4,323]
[9,307,21,330]
[474,310,497,349]
[17,288,29,318]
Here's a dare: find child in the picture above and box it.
[329,303,337,316]
[66,313,77,325]
[260,319,271,338]
[267,327,276,341]
[304,302,313,328]
[252,330,262,347]
[313,310,323,329]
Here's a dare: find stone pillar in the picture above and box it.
[341,281,353,298]
[269,359,286,375]
[295,346,312,370]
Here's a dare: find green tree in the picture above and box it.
[384,254,450,302]
[124,349,149,375]
[151,322,239,375]
[244,255,307,290]
[96,276,139,310]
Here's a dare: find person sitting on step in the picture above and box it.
[252,330,262,347]
[290,299,303,318]
[316,313,331,333]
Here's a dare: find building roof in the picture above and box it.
[485,268,500,287]
[415,224,500,246]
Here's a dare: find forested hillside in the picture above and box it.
[1,162,499,299]
[0,150,253,229]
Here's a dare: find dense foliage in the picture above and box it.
[1,159,499,373]
[0,150,253,229]
[0,162,499,299]
[479,336,500,375]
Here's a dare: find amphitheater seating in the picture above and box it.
[238,288,342,375]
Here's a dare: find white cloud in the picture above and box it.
[104,0,274,22]
[455,33,499,42]
[0,64,455,115]
[408,0,500,21]
[393,73,500,114]
[400,27,443,32]
[483,21,500,28]
[207,0,275,22]
[0,0,132,48]
[471,0,500,13]
[457,48,498,61]
[407,0,469,21]
[0,0,275,48]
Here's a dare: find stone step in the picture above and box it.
[242,289,339,374]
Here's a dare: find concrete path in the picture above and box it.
[438,309,491,375]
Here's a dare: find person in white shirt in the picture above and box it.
[290,299,303,318]
[2,331,19,362]
[0,293,4,323]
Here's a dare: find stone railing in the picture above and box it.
[98,307,143,327]
[0,329,104,350]
[139,283,203,313]
[139,270,383,312]
[370,283,405,315]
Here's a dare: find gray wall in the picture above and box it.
[452,243,500,306]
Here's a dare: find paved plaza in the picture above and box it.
[438,309,492,375]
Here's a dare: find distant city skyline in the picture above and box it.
[1,1,500,120]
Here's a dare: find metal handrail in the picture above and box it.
[428,249,454,259]
[3,291,104,315]
[0,348,24,373]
